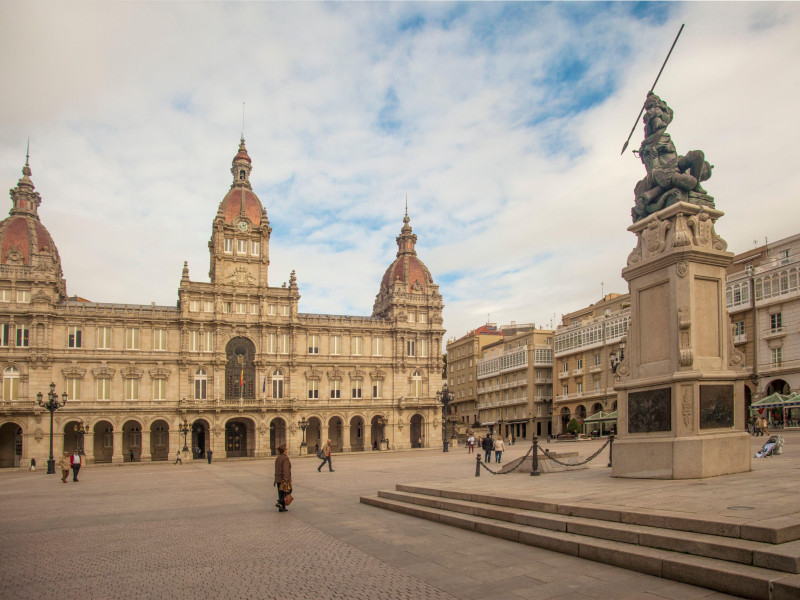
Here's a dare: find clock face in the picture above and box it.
[237,221,249,232]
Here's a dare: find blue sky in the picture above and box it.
[1,2,799,339]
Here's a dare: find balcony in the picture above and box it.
[572,368,584,376]
[558,371,570,380]
[764,327,786,340]
[733,333,747,344]
[589,365,603,373]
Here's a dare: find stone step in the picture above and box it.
[377,489,800,574]
[395,483,800,544]
[361,494,800,600]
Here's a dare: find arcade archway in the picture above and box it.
[0,423,22,468]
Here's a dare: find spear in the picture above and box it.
[620,23,685,156]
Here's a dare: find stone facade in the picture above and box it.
[0,141,444,467]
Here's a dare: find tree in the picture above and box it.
[566,418,581,435]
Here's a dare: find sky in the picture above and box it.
[1,2,798,342]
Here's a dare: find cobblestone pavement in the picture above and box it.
[0,438,760,600]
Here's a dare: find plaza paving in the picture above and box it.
[2,433,796,600]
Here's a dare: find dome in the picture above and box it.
[218,137,263,226]
[379,212,434,294]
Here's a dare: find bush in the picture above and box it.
[566,418,582,435]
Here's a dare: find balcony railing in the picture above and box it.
[733,333,747,344]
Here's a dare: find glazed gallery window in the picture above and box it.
[67,326,82,348]
[351,380,362,399]
[307,380,319,399]
[96,379,111,401]
[125,328,140,350]
[272,370,284,399]
[224,238,233,253]
[97,326,112,349]
[124,378,139,401]
[308,334,319,354]
[15,325,29,347]
[65,377,81,401]
[330,335,341,355]
[194,369,207,400]
[153,378,166,401]
[372,380,382,399]
[153,329,168,351]
[2,367,19,401]
[330,380,341,399]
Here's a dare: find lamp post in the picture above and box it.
[610,339,626,374]
[298,417,309,449]
[74,421,88,456]
[377,416,388,449]
[178,418,190,452]
[437,383,454,453]
[37,382,68,475]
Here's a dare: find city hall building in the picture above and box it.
[0,140,445,466]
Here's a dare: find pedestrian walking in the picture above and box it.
[494,436,505,463]
[30,457,36,471]
[511,434,515,446]
[59,452,71,483]
[206,449,213,463]
[482,435,493,463]
[70,450,82,481]
[195,446,201,458]
[129,449,135,462]
[467,435,474,454]
[317,439,334,472]
[274,444,292,512]
[174,450,183,465]
[762,417,769,436]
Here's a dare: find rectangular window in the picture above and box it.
[251,241,260,256]
[594,354,601,366]
[153,328,167,351]
[352,380,362,399]
[406,340,415,357]
[97,326,111,349]
[268,304,277,316]
[68,326,82,348]
[352,336,362,356]
[330,335,341,355]
[235,302,246,314]
[237,239,247,254]
[408,312,415,322]
[250,303,258,315]
[330,380,341,399]
[190,331,200,352]
[96,379,110,401]
[372,380,382,398]
[204,331,213,352]
[563,385,568,396]
[125,327,140,350]
[419,339,428,357]
[281,305,289,316]
[770,312,783,333]
[372,337,382,356]
[734,321,745,336]
[189,300,200,312]
[224,238,233,253]
[224,302,232,313]
[308,334,319,354]
[576,358,583,370]
[195,378,207,401]
[307,380,319,399]
[66,378,81,401]
[204,300,215,313]
[273,377,283,399]
[266,333,276,354]
[0,324,9,347]
[577,382,583,395]
[418,313,427,323]
[124,378,138,401]
[15,325,29,347]
[153,379,166,401]
[278,334,288,354]
[562,362,568,373]
[16,290,30,303]
[0,289,9,302]
[772,347,783,366]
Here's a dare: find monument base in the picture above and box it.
[612,432,751,479]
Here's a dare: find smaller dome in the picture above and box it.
[218,137,264,226]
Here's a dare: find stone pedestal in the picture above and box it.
[298,445,307,456]
[612,202,751,479]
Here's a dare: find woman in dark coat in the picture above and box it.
[274,444,292,512]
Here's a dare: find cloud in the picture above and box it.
[1,2,798,342]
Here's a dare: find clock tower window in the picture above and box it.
[224,238,233,253]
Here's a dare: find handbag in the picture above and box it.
[283,493,293,506]
[278,481,292,492]
[316,450,324,459]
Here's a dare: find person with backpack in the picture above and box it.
[317,439,334,472]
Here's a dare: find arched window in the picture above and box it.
[272,370,284,399]
[239,169,246,180]
[194,369,207,400]
[411,370,422,398]
[3,366,19,401]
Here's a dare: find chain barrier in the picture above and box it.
[475,437,614,475]
[538,437,612,467]
[477,443,535,475]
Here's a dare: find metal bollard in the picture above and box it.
[607,434,615,468]
[475,453,481,476]
[530,437,540,476]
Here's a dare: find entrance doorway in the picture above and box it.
[410,414,423,447]
[0,423,22,468]
[192,420,209,458]
[225,419,254,457]
[269,418,286,455]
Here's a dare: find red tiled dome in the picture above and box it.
[380,254,433,294]
[220,187,262,226]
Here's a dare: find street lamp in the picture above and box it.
[36,382,68,475]
[610,339,626,374]
[298,417,309,448]
[377,416,388,447]
[437,383,454,453]
[178,418,190,452]
[73,421,88,456]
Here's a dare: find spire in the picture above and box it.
[395,209,417,257]
[230,137,252,189]
[9,146,41,217]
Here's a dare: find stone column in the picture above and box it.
[140,429,152,462]
[613,203,750,479]
[342,424,351,452]
[83,431,95,464]
[112,430,124,464]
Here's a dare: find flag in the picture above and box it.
[262,376,266,393]
[240,364,244,387]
